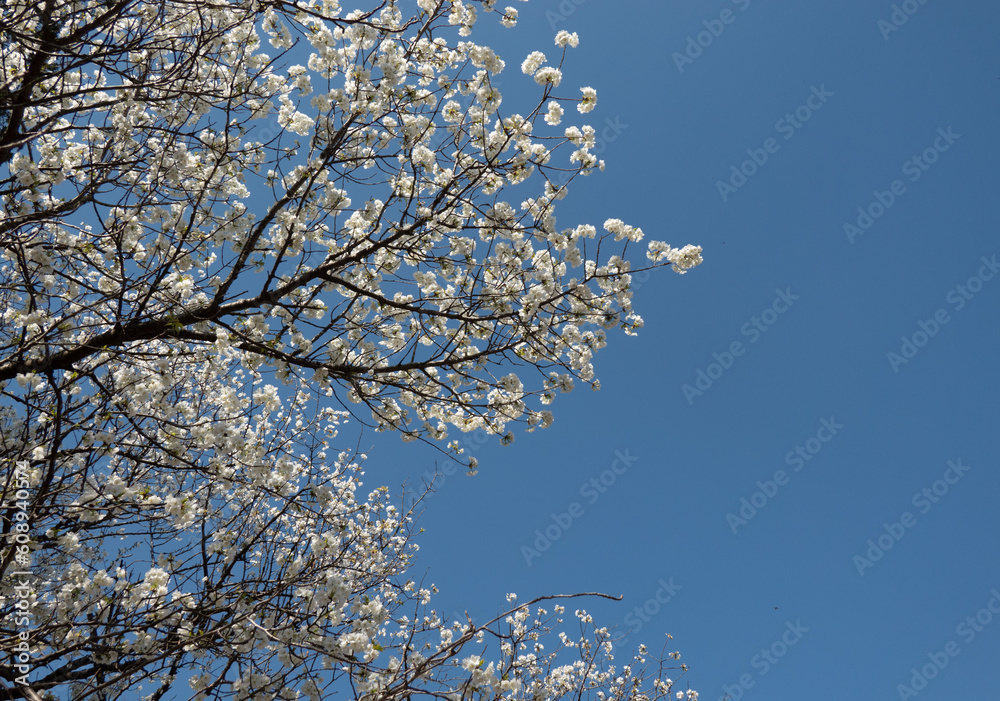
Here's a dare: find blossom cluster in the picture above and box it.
[0,0,701,455]
[0,0,700,698]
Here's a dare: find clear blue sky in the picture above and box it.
[368,2,1000,700]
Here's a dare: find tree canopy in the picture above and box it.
[0,0,702,699]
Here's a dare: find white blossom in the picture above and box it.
[667,245,704,273]
[534,66,563,87]
[545,100,564,125]
[578,87,598,113]
[555,31,580,48]
[521,51,546,75]
[0,2,701,698]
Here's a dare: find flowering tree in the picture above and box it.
[0,0,702,699]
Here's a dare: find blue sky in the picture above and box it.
[368,2,1000,700]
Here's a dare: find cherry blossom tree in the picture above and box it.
[0,0,702,699]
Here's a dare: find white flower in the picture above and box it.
[105,474,127,498]
[253,384,282,412]
[278,95,314,136]
[578,87,597,113]
[602,218,642,242]
[520,51,546,75]
[555,30,580,48]
[667,245,704,273]
[499,373,522,394]
[570,148,596,169]
[164,494,199,529]
[143,567,170,597]
[533,67,562,87]
[287,64,312,94]
[501,6,517,27]
[58,532,81,553]
[544,101,564,126]
[443,100,464,122]
[646,240,672,263]
[603,218,624,237]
